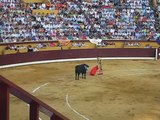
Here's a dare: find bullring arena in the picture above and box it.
[0,0,160,120]
[0,59,160,120]
[0,46,160,120]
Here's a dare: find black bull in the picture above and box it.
[75,64,89,80]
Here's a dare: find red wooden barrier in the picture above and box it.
[0,75,70,120]
[0,48,156,66]
[0,82,9,120]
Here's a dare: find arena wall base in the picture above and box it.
[0,48,157,68]
[0,57,155,69]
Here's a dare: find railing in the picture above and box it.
[0,75,70,120]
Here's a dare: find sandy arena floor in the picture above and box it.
[0,60,160,120]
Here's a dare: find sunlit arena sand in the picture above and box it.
[1,60,160,120]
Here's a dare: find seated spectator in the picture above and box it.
[37,43,44,48]
[144,44,152,48]
[49,42,56,47]
[77,42,82,47]
[33,46,39,52]
[27,45,33,52]
[68,34,74,41]
[81,42,86,47]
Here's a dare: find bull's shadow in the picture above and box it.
[75,64,89,80]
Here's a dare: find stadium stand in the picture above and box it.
[0,0,159,43]
[0,1,159,120]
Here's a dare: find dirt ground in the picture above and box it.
[0,60,160,120]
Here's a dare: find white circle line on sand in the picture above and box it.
[32,83,49,93]
[66,94,91,120]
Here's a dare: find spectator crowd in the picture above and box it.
[0,0,159,43]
